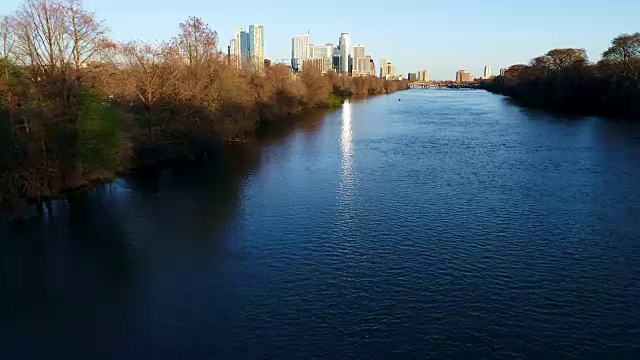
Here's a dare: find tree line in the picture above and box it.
[483,33,640,119]
[0,0,409,217]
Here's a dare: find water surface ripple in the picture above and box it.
[2,90,640,359]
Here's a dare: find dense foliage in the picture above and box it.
[0,0,408,217]
[484,34,640,119]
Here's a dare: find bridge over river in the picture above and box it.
[409,81,482,89]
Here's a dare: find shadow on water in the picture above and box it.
[0,108,330,360]
[501,96,593,123]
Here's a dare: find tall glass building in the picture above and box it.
[240,31,249,62]
[311,44,333,74]
[249,25,264,72]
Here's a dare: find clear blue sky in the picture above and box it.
[2,0,639,79]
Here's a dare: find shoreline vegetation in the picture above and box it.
[0,0,408,219]
[483,33,640,120]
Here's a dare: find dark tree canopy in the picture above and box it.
[484,36,640,120]
[602,33,640,77]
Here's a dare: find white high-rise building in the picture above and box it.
[352,45,369,76]
[418,69,430,81]
[484,65,492,79]
[229,39,237,63]
[229,28,244,68]
[380,58,388,78]
[291,33,311,72]
[380,59,396,79]
[339,33,350,74]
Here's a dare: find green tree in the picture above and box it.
[76,91,125,177]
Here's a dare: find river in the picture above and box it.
[2,89,640,359]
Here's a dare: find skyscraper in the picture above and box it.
[352,45,368,76]
[353,45,365,59]
[240,30,249,63]
[387,63,397,79]
[291,33,310,72]
[484,65,492,79]
[339,33,350,74]
[380,58,388,78]
[229,28,242,67]
[332,46,341,72]
[417,69,430,81]
[249,24,264,72]
[380,59,396,79]
[229,39,237,66]
[311,44,333,74]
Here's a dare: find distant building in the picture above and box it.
[228,39,237,66]
[418,69,430,81]
[302,58,327,73]
[369,58,376,76]
[380,58,388,78]
[229,28,251,68]
[240,30,249,62]
[332,45,341,72]
[310,44,333,74]
[291,33,310,71]
[248,25,264,72]
[352,45,370,76]
[500,68,507,76]
[456,70,471,82]
[388,63,397,79]
[339,33,350,74]
[264,59,272,68]
[484,65,492,79]
[380,59,397,80]
[408,73,418,81]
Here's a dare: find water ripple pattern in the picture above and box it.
[2,90,640,359]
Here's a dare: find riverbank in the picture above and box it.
[482,34,640,120]
[0,87,408,220]
[0,1,410,219]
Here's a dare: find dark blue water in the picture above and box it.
[2,90,640,359]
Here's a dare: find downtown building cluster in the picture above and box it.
[291,32,382,77]
[228,25,265,72]
[228,27,401,79]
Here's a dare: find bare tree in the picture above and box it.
[0,16,17,134]
[66,0,108,81]
[170,17,221,107]
[174,16,218,67]
[120,40,179,141]
[12,0,69,76]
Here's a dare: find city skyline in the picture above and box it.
[3,0,639,79]
[229,24,264,72]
